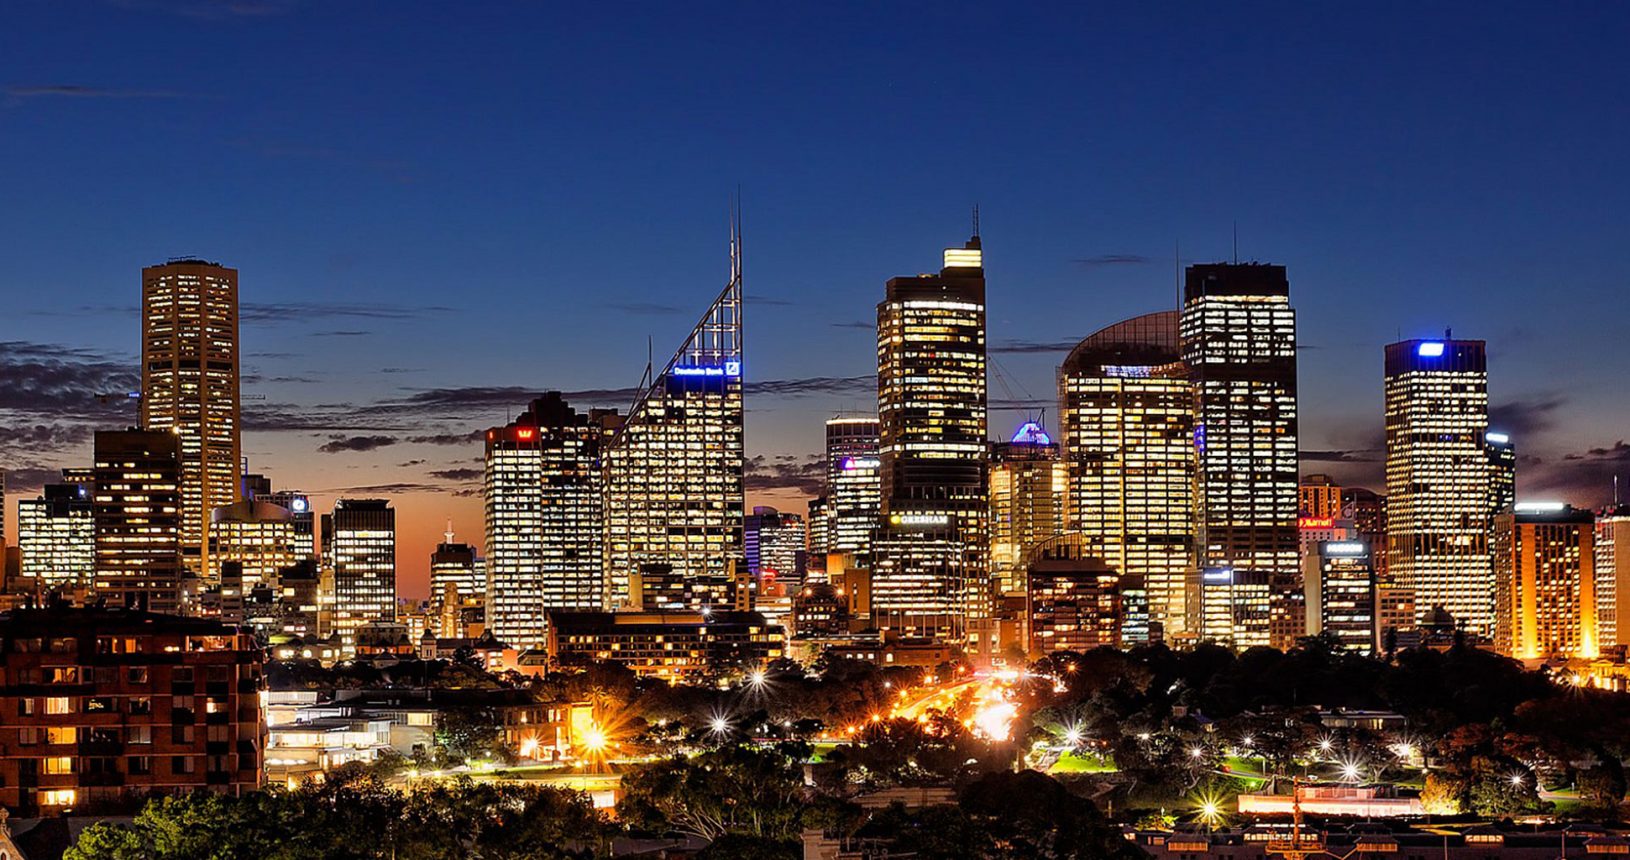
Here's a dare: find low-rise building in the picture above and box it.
[0,607,264,815]
[546,611,782,683]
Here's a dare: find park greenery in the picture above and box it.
[64,637,1630,858]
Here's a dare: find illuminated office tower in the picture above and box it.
[93,429,183,613]
[210,499,299,622]
[873,233,988,639]
[1192,567,1272,649]
[745,506,807,585]
[430,530,481,609]
[322,499,396,650]
[1384,336,1493,634]
[485,393,618,648]
[806,496,831,575]
[140,260,241,578]
[261,489,315,559]
[1486,431,1516,517]
[825,417,882,567]
[1058,310,1196,638]
[602,227,744,605]
[1299,475,1342,519]
[989,421,1066,596]
[1596,505,1630,648]
[1181,264,1300,591]
[18,479,95,590]
[1303,540,1377,654]
[1025,536,1123,656]
[1493,503,1596,659]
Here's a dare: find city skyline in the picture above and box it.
[5,3,1630,597]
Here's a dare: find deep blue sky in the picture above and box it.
[4,1,1628,592]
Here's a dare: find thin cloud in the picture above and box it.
[1300,449,1380,463]
[317,434,398,454]
[429,468,481,482]
[830,321,874,330]
[744,454,824,497]
[241,302,454,324]
[751,376,873,397]
[310,330,371,338]
[0,467,71,494]
[319,482,445,496]
[991,339,1077,355]
[104,0,301,20]
[746,293,795,307]
[407,431,484,446]
[1489,395,1568,440]
[1073,254,1153,267]
[4,84,199,101]
[602,301,686,315]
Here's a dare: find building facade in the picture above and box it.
[873,235,988,640]
[1058,310,1196,639]
[18,479,95,591]
[1303,540,1377,653]
[1193,567,1272,650]
[1024,535,1123,656]
[602,234,745,605]
[989,421,1067,596]
[0,607,264,816]
[546,610,782,683]
[210,499,299,623]
[322,499,396,652]
[1384,337,1493,634]
[140,260,241,579]
[744,507,806,586]
[1181,264,1300,597]
[1493,503,1597,660]
[825,417,882,568]
[1597,505,1630,649]
[93,430,184,615]
[485,393,619,647]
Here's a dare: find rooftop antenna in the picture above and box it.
[1174,239,1182,311]
[1615,475,1621,506]
[972,203,980,239]
[444,518,454,544]
[1232,221,1239,264]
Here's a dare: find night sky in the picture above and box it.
[4,1,1628,596]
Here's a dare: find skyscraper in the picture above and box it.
[988,420,1066,596]
[1299,474,1343,519]
[1384,336,1493,634]
[1058,310,1196,639]
[430,527,479,615]
[1181,264,1299,591]
[93,429,183,614]
[485,392,619,647]
[602,227,744,606]
[825,417,882,568]
[1596,504,1630,649]
[210,499,299,623]
[18,478,96,591]
[873,234,988,639]
[1303,540,1377,654]
[744,506,807,585]
[322,499,396,650]
[140,260,240,579]
[1493,503,1596,659]
[1486,431,1516,518]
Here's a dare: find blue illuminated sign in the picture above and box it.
[1193,424,1207,453]
[672,360,742,378]
[1009,421,1053,446]
[1417,342,1445,357]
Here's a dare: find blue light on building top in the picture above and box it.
[1010,420,1053,446]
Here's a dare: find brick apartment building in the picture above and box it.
[0,606,265,815]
